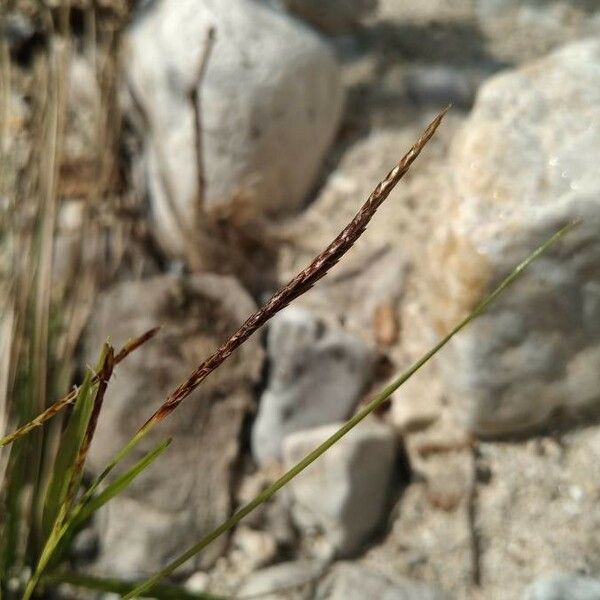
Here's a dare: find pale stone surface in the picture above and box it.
[276,0,378,33]
[523,573,600,600]
[476,0,600,63]
[316,562,450,600]
[475,432,600,598]
[412,39,600,435]
[295,243,407,346]
[282,418,398,557]
[252,306,375,465]
[125,0,344,261]
[364,423,600,599]
[237,559,327,600]
[229,525,278,573]
[85,273,264,577]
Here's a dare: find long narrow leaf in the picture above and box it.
[0,327,160,448]
[43,571,225,600]
[23,438,171,598]
[25,345,111,600]
[45,439,171,584]
[48,346,116,568]
[40,366,95,541]
[124,222,576,599]
[65,345,115,511]
[69,437,172,531]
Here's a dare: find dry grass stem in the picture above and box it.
[146,106,449,428]
[67,343,115,505]
[189,26,216,209]
[0,327,160,447]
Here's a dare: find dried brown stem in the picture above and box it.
[0,327,160,447]
[144,106,449,428]
[189,26,216,209]
[65,344,115,507]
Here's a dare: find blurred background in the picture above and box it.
[2,0,600,598]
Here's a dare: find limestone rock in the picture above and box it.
[237,559,327,600]
[251,306,375,465]
[476,0,600,63]
[277,0,378,34]
[475,432,600,598]
[85,273,264,577]
[229,525,278,572]
[415,39,600,435]
[125,0,344,261]
[282,418,398,557]
[316,563,450,600]
[523,573,600,600]
[368,424,600,599]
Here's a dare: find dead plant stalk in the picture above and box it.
[147,106,449,426]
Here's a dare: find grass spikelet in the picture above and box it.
[124,221,577,599]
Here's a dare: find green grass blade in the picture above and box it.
[43,571,226,599]
[61,425,151,526]
[124,222,576,599]
[40,367,95,542]
[47,439,171,583]
[0,327,160,449]
[69,437,172,531]
[20,426,154,600]
[0,438,27,588]
[24,345,110,600]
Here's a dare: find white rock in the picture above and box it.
[237,559,327,600]
[251,307,375,465]
[383,425,600,598]
[185,571,210,594]
[230,526,278,572]
[125,0,344,261]
[523,573,600,600]
[85,273,264,576]
[282,418,397,557]
[476,0,600,63]
[415,39,600,435]
[317,563,450,600]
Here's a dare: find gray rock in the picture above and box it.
[405,65,485,109]
[276,0,378,34]
[523,573,600,600]
[413,39,600,435]
[125,0,344,262]
[237,559,327,600]
[251,307,375,465]
[282,418,398,557]
[384,425,600,598]
[476,0,600,63]
[316,562,450,600]
[85,273,264,577]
